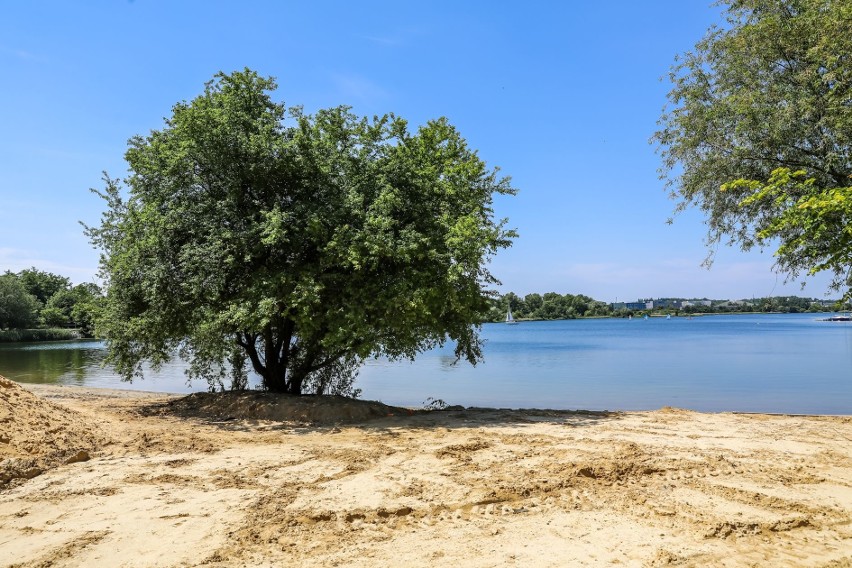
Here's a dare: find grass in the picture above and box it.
[0,328,81,342]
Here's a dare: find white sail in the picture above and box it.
[506,308,518,325]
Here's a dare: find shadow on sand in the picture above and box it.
[137,390,622,434]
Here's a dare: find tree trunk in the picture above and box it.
[287,372,305,395]
[263,367,290,393]
[236,321,302,393]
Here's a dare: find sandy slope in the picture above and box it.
[1,381,850,567]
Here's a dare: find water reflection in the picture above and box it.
[0,339,212,393]
[0,340,107,384]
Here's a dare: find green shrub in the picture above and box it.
[0,328,80,342]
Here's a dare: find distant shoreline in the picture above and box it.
[489,310,845,324]
[0,328,84,343]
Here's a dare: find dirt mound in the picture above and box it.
[0,376,107,487]
[148,390,411,425]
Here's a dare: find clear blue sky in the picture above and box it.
[0,1,836,302]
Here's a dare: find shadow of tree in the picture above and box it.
[136,390,622,434]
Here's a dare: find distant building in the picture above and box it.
[613,298,680,310]
[611,297,732,311]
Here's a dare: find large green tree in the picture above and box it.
[0,274,39,329]
[43,283,103,334]
[15,268,71,306]
[86,69,516,394]
[654,0,852,293]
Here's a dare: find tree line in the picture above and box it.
[0,268,101,337]
[487,293,843,321]
[487,292,611,321]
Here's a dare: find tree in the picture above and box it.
[40,306,68,327]
[524,293,543,315]
[500,292,524,317]
[0,274,39,329]
[726,168,852,293]
[86,69,516,394]
[15,268,71,306]
[69,283,103,337]
[654,0,852,293]
[44,283,103,334]
[586,301,611,317]
[569,294,591,317]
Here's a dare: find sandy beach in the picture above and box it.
[1,376,850,567]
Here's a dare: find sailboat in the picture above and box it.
[505,308,519,325]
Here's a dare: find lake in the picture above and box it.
[2,313,850,414]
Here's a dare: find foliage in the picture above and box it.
[40,306,68,327]
[0,328,79,342]
[0,269,101,334]
[44,283,103,335]
[0,274,40,329]
[489,291,610,321]
[654,0,852,291]
[86,69,516,394]
[489,291,839,320]
[302,356,362,398]
[15,267,71,306]
[726,168,852,296]
[663,295,837,314]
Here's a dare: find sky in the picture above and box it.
[0,1,838,302]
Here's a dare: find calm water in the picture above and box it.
[2,313,851,414]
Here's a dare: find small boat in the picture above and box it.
[505,309,519,325]
[825,314,852,322]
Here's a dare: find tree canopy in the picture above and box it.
[16,268,71,306]
[86,69,516,394]
[42,283,102,334]
[488,291,610,321]
[654,0,852,294]
[0,269,100,333]
[0,274,40,329]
